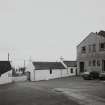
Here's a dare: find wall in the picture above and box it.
[26,61,35,81]
[34,68,76,81]
[12,76,27,82]
[26,62,77,81]
[0,70,12,85]
[67,67,77,76]
[35,70,50,81]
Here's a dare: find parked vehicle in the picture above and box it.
[81,71,99,80]
[99,72,105,80]
[81,72,90,80]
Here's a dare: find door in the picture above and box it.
[102,60,105,72]
[26,72,30,81]
[80,62,85,73]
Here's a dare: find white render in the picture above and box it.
[12,76,27,82]
[0,70,12,85]
[26,61,77,81]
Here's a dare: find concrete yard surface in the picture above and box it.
[0,76,105,105]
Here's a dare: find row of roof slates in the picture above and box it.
[33,61,77,70]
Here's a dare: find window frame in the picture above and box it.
[100,42,105,51]
[93,60,96,66]
[81,46,86,53]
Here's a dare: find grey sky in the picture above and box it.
[0,0,105,65]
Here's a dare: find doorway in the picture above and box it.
[26,72,30,81]
[102,60,105,72]
[80,62,85,73]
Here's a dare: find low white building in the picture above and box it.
[26,60,77,81]
[63,61,77,76]
[0,61,12,85]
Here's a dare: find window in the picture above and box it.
[50,68,52,74]
[81,46,86,53]
[88,61,91,66]
[93,44,96,52]
[100,43,105,51]
[97,60,100,66]
[93,60,96,66]
[70,68,73,73]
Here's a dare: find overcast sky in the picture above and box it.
[0,0,105,65]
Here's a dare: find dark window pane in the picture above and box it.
[71,68,73,73]
[93,60,96,66]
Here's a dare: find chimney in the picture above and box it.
[60,56,67,68]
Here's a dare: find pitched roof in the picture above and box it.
[32,62,65,70]
[77,32,95,47]
[0,61,11,76]
[77,30,105,47]
[63,61,77,67]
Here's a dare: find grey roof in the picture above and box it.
[77,30,105,47]
[0,61,11,76]
[63,61,77,67]
[32,62,65,70]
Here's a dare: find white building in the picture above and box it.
[63,61,77,76]
[26,60,77,81]
[0,61,12,85]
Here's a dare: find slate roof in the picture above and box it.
[0,61,11,76]
[32,62,65,70]
[63,61,77,67]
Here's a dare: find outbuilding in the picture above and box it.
[26,60,77,81]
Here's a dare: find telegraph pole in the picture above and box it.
[24,60,25,68]
[8,53,10,61]
[23,60,26,74]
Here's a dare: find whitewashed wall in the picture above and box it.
[26,61,35,81]
[26,62,77,81]
[12,76,27,82]
[35,70,49,81]
[0,70,12,85]
[34,68,76,81]
[49,69,61,79]
[67,67,77,76]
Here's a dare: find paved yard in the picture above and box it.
[0,79,80,105]
[0,76,105,105]
[31,76,105,105]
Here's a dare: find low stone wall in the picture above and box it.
[0,76,12,85]
[0,71,12,85]
[12,75,27,82]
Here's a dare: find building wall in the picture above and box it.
[77,32,105,73]
[34,68,76,81]
[12,76,27,82]
[67,67,77,76]
[0,70,12,85]
[26,61,35,81]
[35,70,49,81]
[26,62,77,81]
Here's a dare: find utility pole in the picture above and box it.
[24,60,25,68]
[8,53,10,61]
[23,60,26,74]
